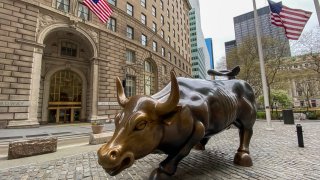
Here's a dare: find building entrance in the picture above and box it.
[48,70,82,123]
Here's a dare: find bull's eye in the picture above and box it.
[135,120,147,131]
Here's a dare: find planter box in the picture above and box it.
[8,137,57,159]
[89,132,113,145]
[91,125,104,134]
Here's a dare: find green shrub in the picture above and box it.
[257,111,266,119]
[271,111,281,120]
[306,111,318,120]
[316,111,320,119]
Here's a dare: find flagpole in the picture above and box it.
[252,0,273,130]
[314,0,320,26]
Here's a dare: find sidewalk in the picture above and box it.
[0,123,115,142]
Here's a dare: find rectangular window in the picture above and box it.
[160,30,164,38]
[167,22,170,31]
[141,0,146,8]
[152,6,156,17]
[161,47,165,57]
[152,41,157,52]
[141,34,147,46]
[141,13,146,25]
[162,64,167,75]
[127,3,133,16]
[126,26,134,39]
[167,36,170,45]
[168,52,171,61]
[78,3,89,20]
[126,50,135,63]
[173,29,175,37]
[56,0,70,12]
[107,18,116,32]
[108,0,116,6]
[167,9,169,17]
[161,15,164,25]
[174,56,177,64]
[61,41,77,57]
[152,22,157,32]
[125,76,136,97]
[160,0,163,10]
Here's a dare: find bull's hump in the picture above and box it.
[177,78,228,93]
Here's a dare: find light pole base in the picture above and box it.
[265,127,274,131]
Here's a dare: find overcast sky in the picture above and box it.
[198,0,319,67]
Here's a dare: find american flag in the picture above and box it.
[268,0,312,40]
[83,0,113,23]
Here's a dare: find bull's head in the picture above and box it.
[98,71,179,176]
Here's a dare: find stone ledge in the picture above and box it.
[6,120,39,129]
[8,137,57,159]
[89,132,113,145]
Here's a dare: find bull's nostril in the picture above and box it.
[122,157,131,167]
[109,150,118,159]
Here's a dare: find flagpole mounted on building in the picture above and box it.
[252,0,273,130]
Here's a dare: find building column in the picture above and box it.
[7,44,44,128]
[89,58,99,121]
[291,79,297,97]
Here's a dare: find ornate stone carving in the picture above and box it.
[86,28,99,44]
[91,58,99,65]
[125,67,136,76]
[38,14,58,31]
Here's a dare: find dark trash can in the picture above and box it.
[282,109,294,124]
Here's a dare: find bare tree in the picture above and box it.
[226,36,290,99]
[295,78,319,110]
[291,27,320,75]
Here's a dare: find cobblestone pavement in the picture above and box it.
[0,121,320,180]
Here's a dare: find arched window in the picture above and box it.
[144,60,156,95]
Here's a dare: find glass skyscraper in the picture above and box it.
[189,0,211,79]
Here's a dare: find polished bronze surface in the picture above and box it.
[98,70,256,179]
[207,66,240,79]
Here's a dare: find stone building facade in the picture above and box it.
[0,0,192,128]
[277,57,320,108]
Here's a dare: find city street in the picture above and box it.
[0,120,319,180]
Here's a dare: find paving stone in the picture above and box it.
[1,121,320,179]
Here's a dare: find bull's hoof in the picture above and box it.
[149,168,173,180]
[193,143,205,151]
[233,152,253,167]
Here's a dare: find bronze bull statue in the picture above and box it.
[98,69,256,179]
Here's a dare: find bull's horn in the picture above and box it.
[156,71,180,115]
[116,77,128,107]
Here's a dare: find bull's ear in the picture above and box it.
[155,71,180,115]
[116,77,128,107]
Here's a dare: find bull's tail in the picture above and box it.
[207,66,240,80]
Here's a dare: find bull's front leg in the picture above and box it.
[149,121,205,180]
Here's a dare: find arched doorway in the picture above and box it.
[39,25,97,124]
[48,70,82,123]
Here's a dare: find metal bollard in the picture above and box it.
[296,124,304,148]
